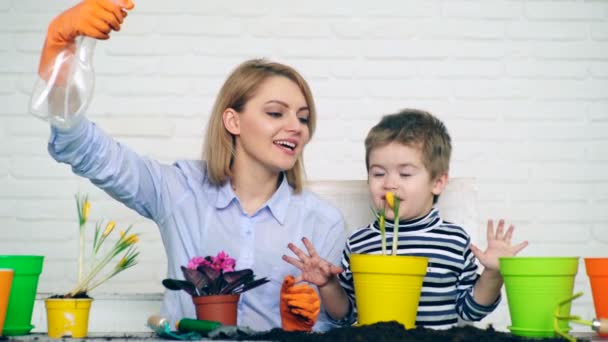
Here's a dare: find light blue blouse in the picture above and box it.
[48,118,347,332]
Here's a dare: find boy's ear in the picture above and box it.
[431,172,449,196]
[222,108,240,135]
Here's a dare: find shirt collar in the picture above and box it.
[215,180,236,210]
[265,174,291,225]
[214,173,292,225]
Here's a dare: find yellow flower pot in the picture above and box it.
[350,254,428,329]
[45,298,92,338]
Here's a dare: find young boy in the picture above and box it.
[283,109,528,329]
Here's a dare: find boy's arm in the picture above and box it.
[282,237,353,323]
[457,219,528,320]
[318,275,351,320]
[472,269,503,305]
[470,219,528,305]
[328,246,358,325]
[455,247,501,321]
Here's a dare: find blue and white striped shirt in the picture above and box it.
[339,208,499,329]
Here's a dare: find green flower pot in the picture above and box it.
[0,255,44,336]
[500,256,578,338]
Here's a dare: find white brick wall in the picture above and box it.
[1,0,607,333]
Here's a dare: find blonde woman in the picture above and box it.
[40,0,345,332]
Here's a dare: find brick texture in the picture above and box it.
[1,0,606,333]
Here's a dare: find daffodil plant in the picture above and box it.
[67,194,139,297]
[373,191,401,256]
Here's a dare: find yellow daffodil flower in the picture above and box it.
[385,192,395,210]
[83,201,90,222]
[125,234,139,245]
[102,221,115,237]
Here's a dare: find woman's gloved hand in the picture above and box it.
[280,275,320,332]
[38,0,134,84]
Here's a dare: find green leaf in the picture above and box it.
[162,279,197,296]
[391,196,401,256]
[196,264,220,282]
[232,277,270,294]
[220,269,254,294]
[92,221,101,253]
[181,266,210,293]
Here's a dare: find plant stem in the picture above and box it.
[86,269,119,293]
[78,222,85,283]
[371,204,387,255]
[391,197,400,256]
[380,212,386,255]
[69,241,116,296]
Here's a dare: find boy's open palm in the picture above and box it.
[282,237,343,287]
[470,219,528,272]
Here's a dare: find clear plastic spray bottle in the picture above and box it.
[29,0,132,129]
[29,35,97,130]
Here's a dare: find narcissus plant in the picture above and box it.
[372,191,401,256]
[64,193,139,297]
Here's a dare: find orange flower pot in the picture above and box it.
[193,294,240,326]
[585,258,608,337]
[0,269,14,337]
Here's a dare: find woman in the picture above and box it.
[40,0,346,332]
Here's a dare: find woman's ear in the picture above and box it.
[432,172,449,196]
[222,108,240,135]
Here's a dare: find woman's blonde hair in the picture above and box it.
[203,59,316,193]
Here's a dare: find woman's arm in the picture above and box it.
[48,117,185,223]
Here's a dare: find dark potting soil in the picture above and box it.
[48,292,91,299]
[227,322,578,342]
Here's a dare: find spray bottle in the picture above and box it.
[30,36,96,129]
[29,0,130,129]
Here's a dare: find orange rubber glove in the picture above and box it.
[280,275,320,332]
[38,0,134,85]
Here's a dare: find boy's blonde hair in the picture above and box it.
[203,59,316,193]
[365,108,452,181]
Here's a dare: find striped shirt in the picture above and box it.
[338,208,499,329]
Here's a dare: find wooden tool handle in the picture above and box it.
[593,318,608,334]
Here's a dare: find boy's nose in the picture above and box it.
[383,178,398,190]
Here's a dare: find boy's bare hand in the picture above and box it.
[282,237,343,287]
[470,219,528,272]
